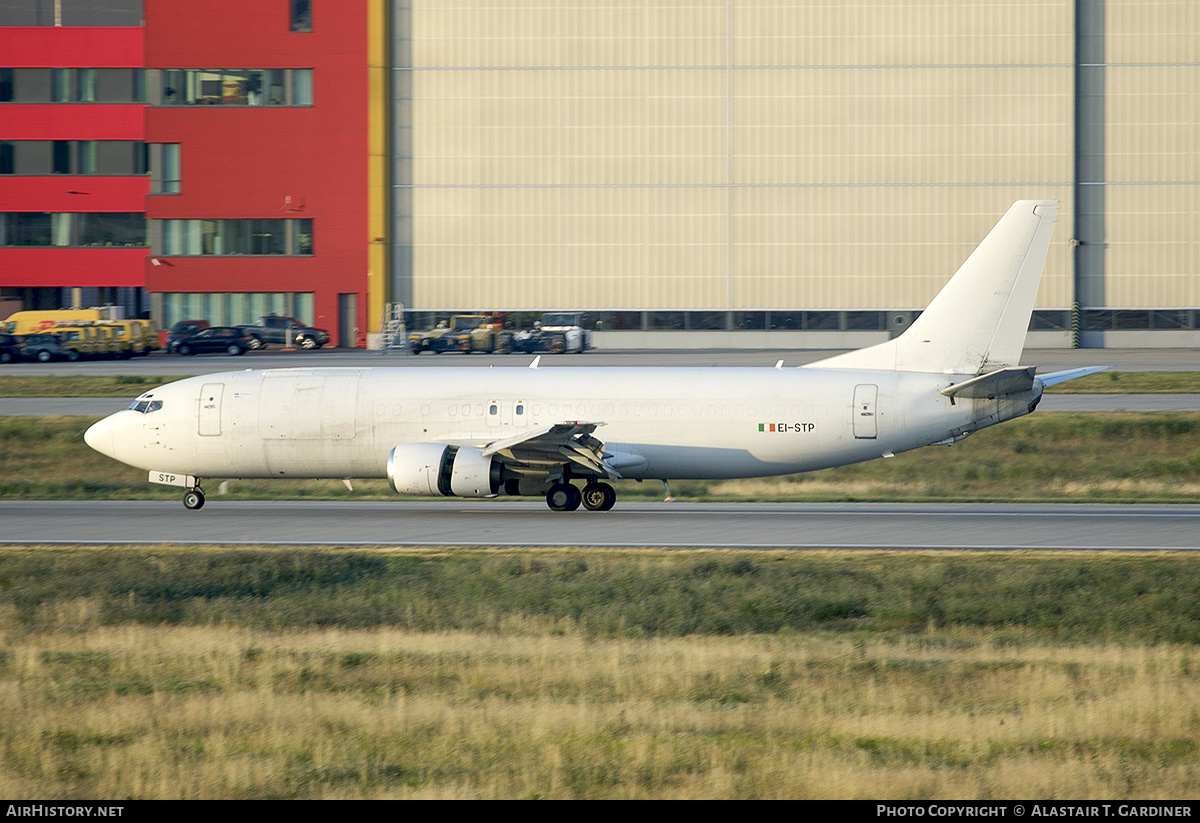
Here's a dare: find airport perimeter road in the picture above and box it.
[5,346,1199,376]
[5,500,1200,550]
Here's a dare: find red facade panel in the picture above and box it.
[1,26,148,302]
[0,177,148,212]
[0,248,147,288]
[0,27,143,68]
[0,105,144,140]
[143,0,370,345]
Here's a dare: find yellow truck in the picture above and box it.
[2,308,120,335]
[3,310,159,358]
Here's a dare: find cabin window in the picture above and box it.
[126,399,163,414]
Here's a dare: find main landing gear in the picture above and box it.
[182,482,205,510]
[546,481,616,512]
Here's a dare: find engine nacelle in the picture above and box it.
[387,443,501,497]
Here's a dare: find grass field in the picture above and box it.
[4,376,1198,797]
[2,546,1199,799]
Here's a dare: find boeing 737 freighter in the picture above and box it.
[85,200,1102,511]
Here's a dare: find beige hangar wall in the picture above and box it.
[402,1,1081,313]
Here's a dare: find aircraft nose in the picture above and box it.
[84,414,119,459]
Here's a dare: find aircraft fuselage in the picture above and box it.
[85,365,1040,483]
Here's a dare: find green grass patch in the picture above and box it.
[0,375,180,397]
[1043,371,1200,393]
[2,545,1198,643]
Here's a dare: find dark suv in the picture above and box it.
[238,315,330,350]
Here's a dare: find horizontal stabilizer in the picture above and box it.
[940,367,1036,399]
[1036,366,1108,387]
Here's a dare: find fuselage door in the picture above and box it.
[198,383,224,436]
[853,383,878,439]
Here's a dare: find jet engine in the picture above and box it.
[387,443,502,497]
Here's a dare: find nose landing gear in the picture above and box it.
[182,481,205,510]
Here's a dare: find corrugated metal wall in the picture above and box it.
[396,0,1195,313]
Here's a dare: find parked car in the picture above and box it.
[166,320,211,353]
[174,326,252,356]
[237,315,329,350]
[18,333,75,362]
[0,333,22,363]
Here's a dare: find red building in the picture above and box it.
[143,0,369,346]
[0,9,147,319]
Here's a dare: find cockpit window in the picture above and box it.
[126,398,163,414]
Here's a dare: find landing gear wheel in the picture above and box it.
[546,483,581,512]
[581,482,616,511]
[183,489,205,510]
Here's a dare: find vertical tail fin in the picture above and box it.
[809,200,1058,374]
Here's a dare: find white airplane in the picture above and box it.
[86,200,1103,512]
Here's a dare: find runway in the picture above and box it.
[5,500,1200,550]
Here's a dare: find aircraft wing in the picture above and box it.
[474,421,617,477]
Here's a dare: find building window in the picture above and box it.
[0,213,146,247]
[149,143,181,194]
[291,0,312,32]
[0,68,146,104]
[159,69,313,106]
[161,292,315,329]
[0,0,144,26]
[0,141,147,176]
[157,219,313,256]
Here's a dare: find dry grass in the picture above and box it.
[3,621,1198,799]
